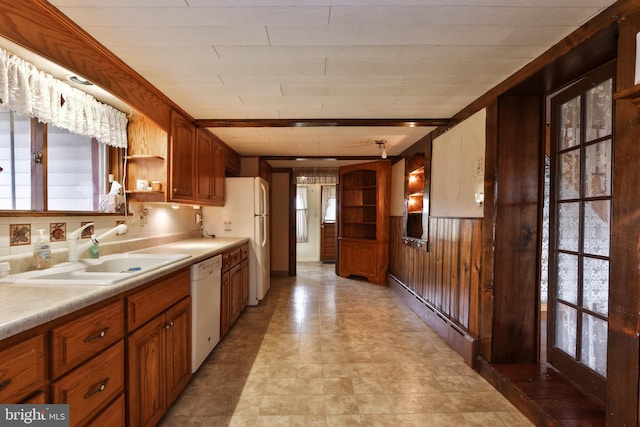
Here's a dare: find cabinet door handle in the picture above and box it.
[0,378,12,391]
[173,188,178,193]
[164,321,174,330]
[84,327,110,343]
[84,377,110,399]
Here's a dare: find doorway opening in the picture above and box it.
[294,168,338,265]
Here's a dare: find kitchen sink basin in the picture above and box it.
[0,253,191,286]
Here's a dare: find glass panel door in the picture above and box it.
[548,65,613,399]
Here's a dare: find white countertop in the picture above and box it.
[0,237,248,341]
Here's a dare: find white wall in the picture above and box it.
[296,184,321,262]
[431,108,486,218]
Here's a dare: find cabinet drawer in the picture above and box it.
[241,243,249,261]
[86,393,125,427]
[52,341,124,427]
[0,334,45,403]
[51,300,124,378]
[222,251,232,271]
[127,269,190,331]
[230,247,242,266]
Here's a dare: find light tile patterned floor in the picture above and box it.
[160,262,533,427]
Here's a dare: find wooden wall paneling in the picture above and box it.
[468,219,482,337]
[609,11,640,427]
[443,219,455,319]
[427,218,438,304]
[492,95,541,363]
[459,220,473,330]
[480,100,499,362]
[388,217,401,278]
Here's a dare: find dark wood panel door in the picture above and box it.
[320,222,336,262]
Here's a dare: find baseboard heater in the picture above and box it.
[388,273,478,367]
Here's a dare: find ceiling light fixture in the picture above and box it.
[375,140,388,159]
[68,75,93,86]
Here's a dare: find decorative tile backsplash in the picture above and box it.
[50,223,66,241]
[0,202,203,274]
[9,224,31,246]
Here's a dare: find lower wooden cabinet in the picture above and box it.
[220,244,249,338]
[52,341,125,427]
[0,334,46,403]
[127,297,191,427]
[86,394,125,427]
[0,267,195,427]
[338,239,387,284]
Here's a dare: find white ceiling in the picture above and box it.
[44,0,615,164]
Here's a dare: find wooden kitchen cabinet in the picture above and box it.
[168,110,196,203]
[196,129,225,206]
[125,115,168,204]
[220,243,250,338]
[0,333,46,403]
[126,270,191,427]
[50,300,124,379]
[225,146,241,176]
[52,341,125,427]
[338,160,391,284]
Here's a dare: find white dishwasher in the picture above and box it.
[190,254,222,373]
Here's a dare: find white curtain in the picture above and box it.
[0,47,128,148]
[321,185,336,223]
[296,186,308,243]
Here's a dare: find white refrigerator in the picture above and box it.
[202,177,270,305]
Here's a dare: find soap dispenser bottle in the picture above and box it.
[89,234,100,259]
[33,229,51,269]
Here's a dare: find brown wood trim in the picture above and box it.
[195,118,450,128]
[288,169,296,276]
[492,95,541,363]
[0,0,185,130]
[608,10,640,427]
[480,100,498,362]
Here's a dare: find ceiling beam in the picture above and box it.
[194,118,450,128]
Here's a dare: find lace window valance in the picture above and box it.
[0,47,128,148]
[294,168,338,185]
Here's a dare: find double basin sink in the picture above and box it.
[0,253,191,286]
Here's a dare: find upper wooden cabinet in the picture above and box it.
[196,129,225,206]
[225,146,241,176]
[125,115,168,203]
[168,111,225,206]
[337,160,391,284]
[168,111,197,203]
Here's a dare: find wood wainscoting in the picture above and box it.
[388,216,481,365]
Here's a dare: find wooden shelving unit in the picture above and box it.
[337,160,390,284]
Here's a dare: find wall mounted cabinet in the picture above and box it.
[168,111,197,203]
[125,115,168,203]
[196,129,225,206]
[337,160,391,284]
[403,151,430,250]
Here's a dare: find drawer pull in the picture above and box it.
[84,327,110,343]
[84,377,110,399]
[164,321,174,330]
[0,378,12,391]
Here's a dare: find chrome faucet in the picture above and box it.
[68,223,128,261]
